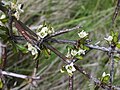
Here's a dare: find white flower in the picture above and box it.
[14,11,20,20]
[17,4,24,13]
[31,47,38,55]
[38,25,43,29]
[47,27,54,34]
[66,52,71,58]
[37,30,48,38]
[71,49,77,56]
[41,27,48,32]
[104,36,113,42]
[10,2,17,9]
[0,14,6,19]
[27,43,38,55]
[77,48,86,55]
[10,2,24,20]
[78,30,88,38]
[102,72,110,77]
[37,27,48,38]
[66,48,71,58]
[65,62,76,76]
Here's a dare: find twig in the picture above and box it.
[109,47,115,89]
[1,45,7,69]
[112,0,120,25]
[46,25,81,38]
[43,43,120,90]
[0,70,40,80]
[43,42,69,64]
[48,38,120,54]
[69,75,73,90]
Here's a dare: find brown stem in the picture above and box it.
[1,46,7,69]
[69,75,73,90]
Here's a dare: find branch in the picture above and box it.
[43,43,120,90]
[0,70,40,80]
[48,38,120,54]
[69,75,73,90]
[112,0,120,25]
[46,25,81,38]
[109,46,115,89]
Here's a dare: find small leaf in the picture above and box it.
[102,75,110,83]
[16,44,28,53]
[110,30,114,37]
[116,43,120,49]
[0,18,8,23]
[113,35,118,43]
[76,55,83,60]
[83,45,89,50]
[0,79,3,89]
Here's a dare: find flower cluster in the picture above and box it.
[104,36,113,43]
[60,62,76,76]
[10,2,24,20]
[27,43,38,55]
[65,62,76,76]
[36,25,54,39]
[78,30,88,38]
[66,48,86,58]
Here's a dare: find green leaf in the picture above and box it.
[0,18,8,23]
[113,35,118,44]
[0,79,3,89]
[102,75,110,83]
[110,30,114,37]
[114,55,120,62]
[16,44,28,53]
[115,32,119,37]
[116,43,120,49]
[83,45,89,50]
[12,0,17,4]
[76,55,83,60]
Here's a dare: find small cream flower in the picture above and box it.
[77,48,86,55]
[38,25,43,29]
[71,49,77,56]
[10,2,24,20]
[104,36,113,42]
[17,4,24,13]
[47,27,54,34]
[14,11,20,20]
[66,52,71,58]
[27,43,38,55]
[65,62,76,76]
[102,72,110,77]
[37,26,54,39]
[0,14,6,19]
[37,30,48,38]
[78,30,88,38]
[41,27,48,33]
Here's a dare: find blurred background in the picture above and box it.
[2,0,120,90]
